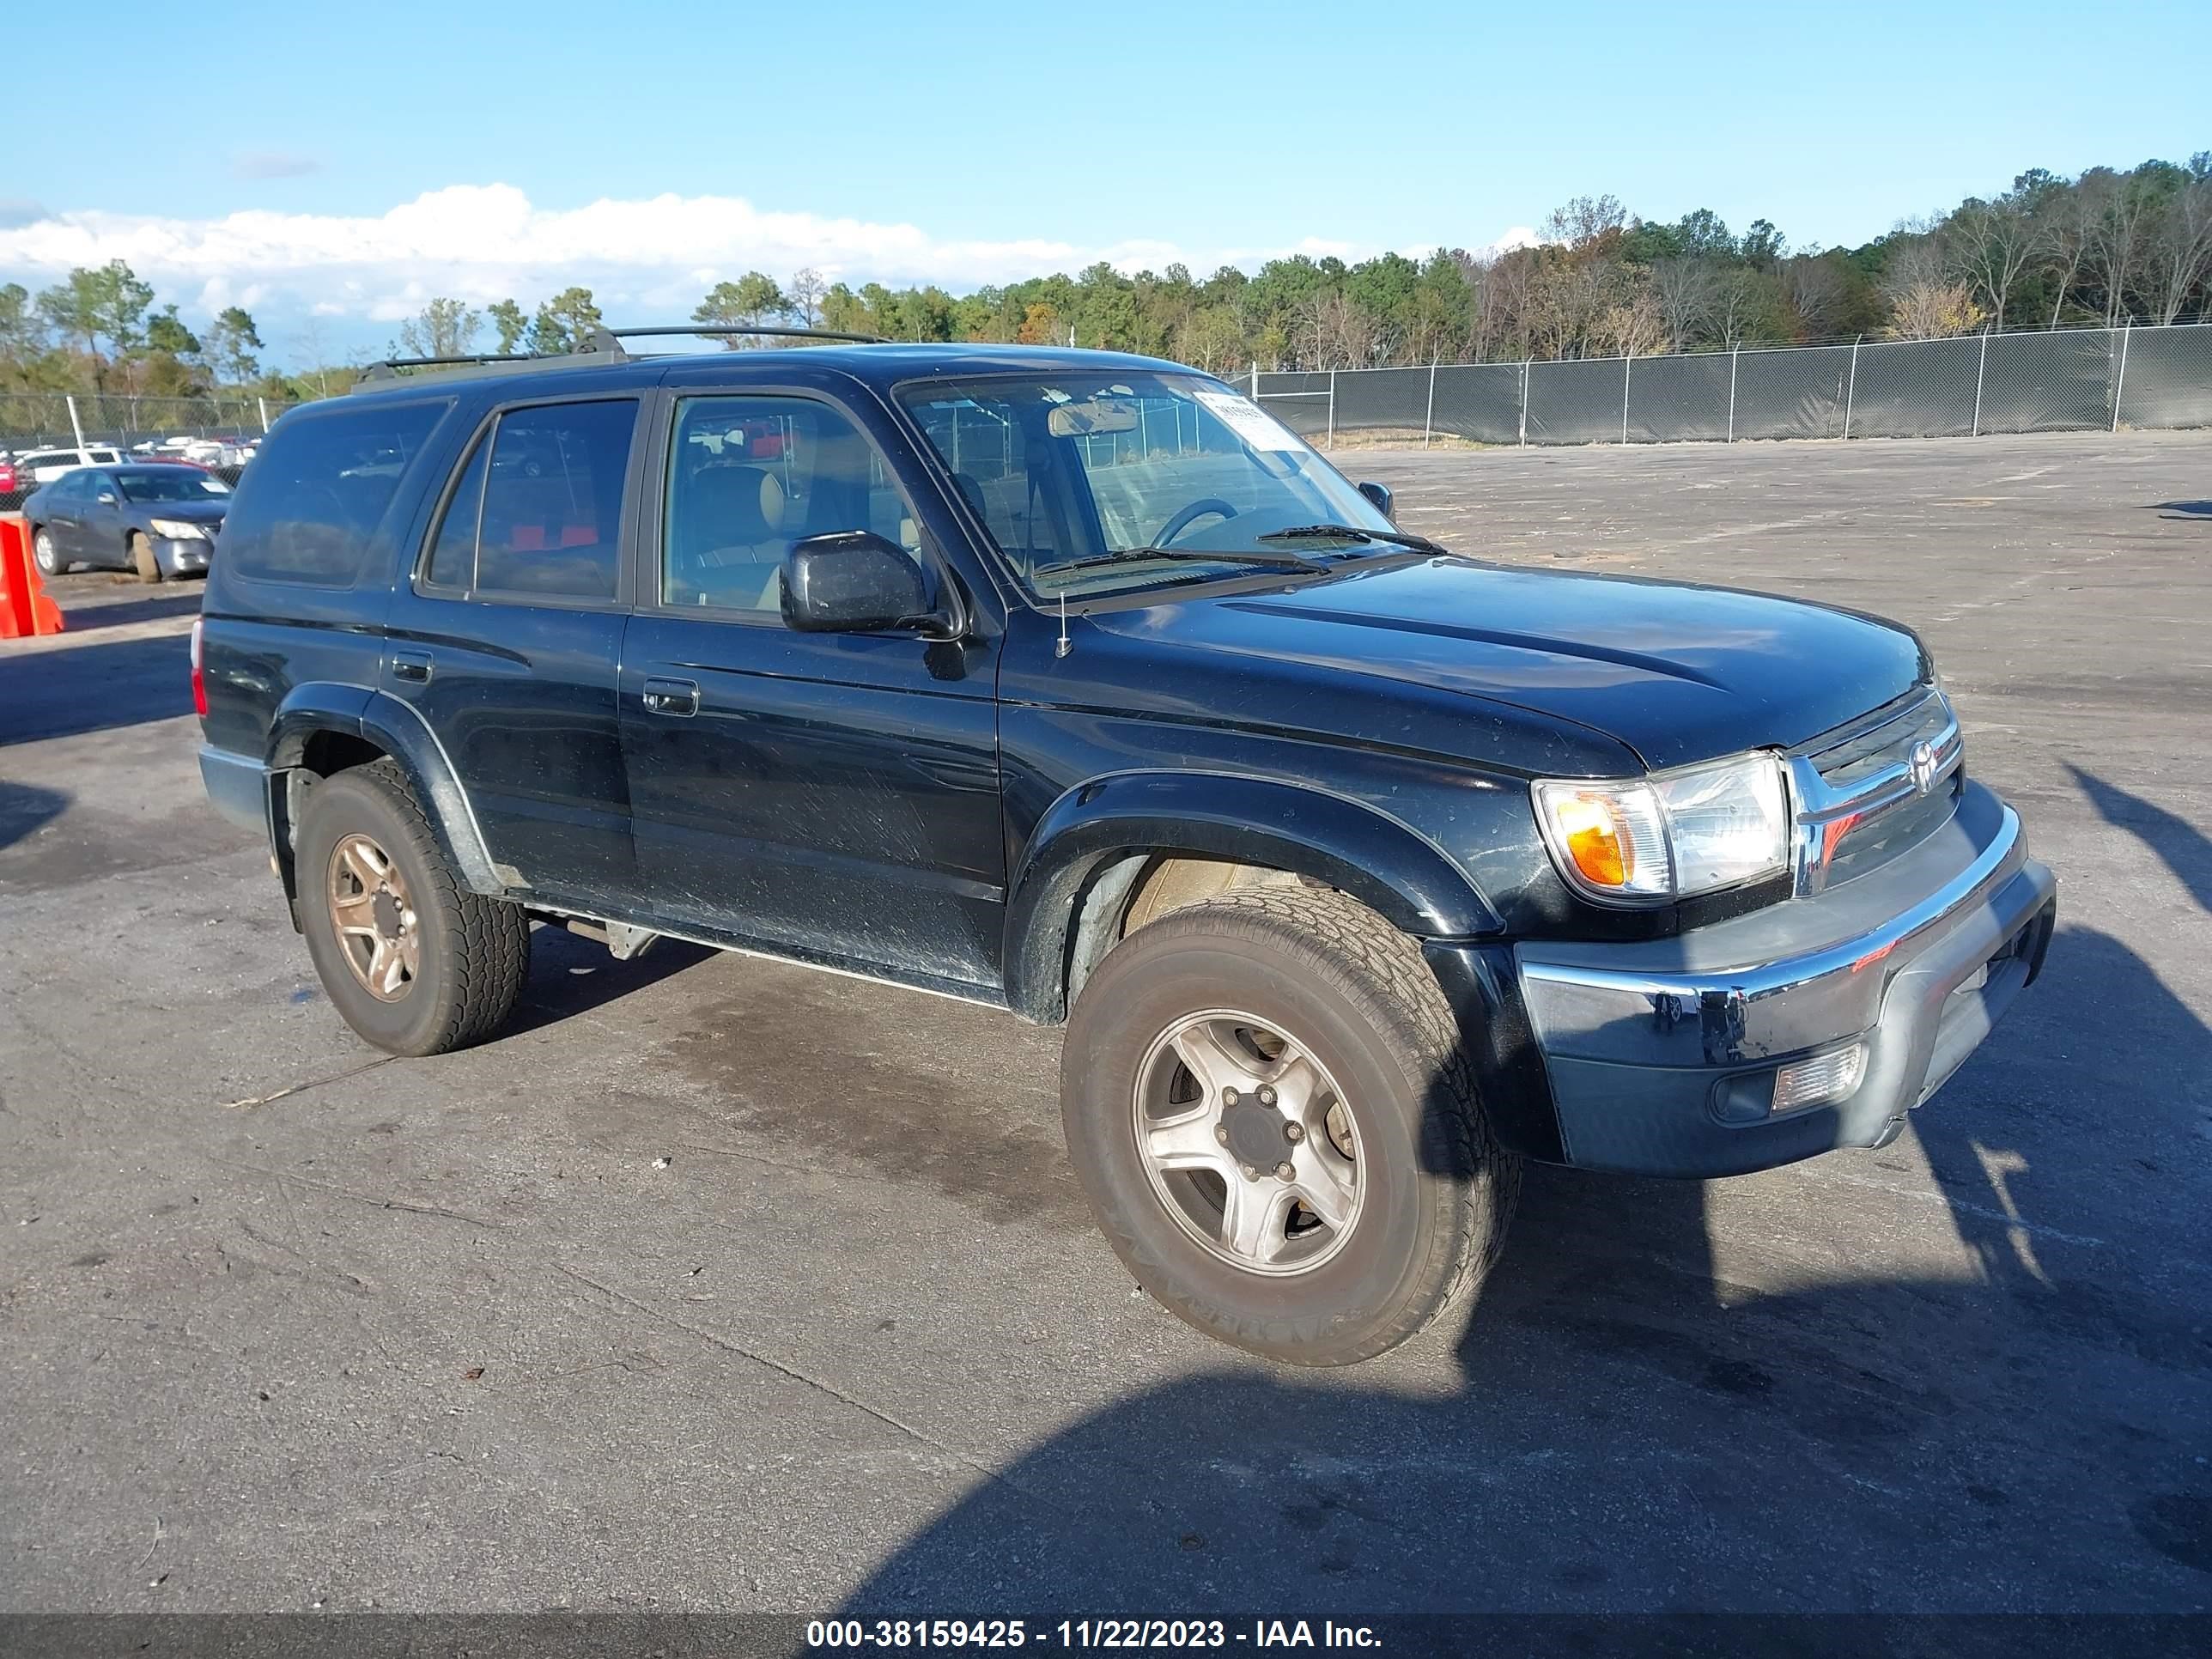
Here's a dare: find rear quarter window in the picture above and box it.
[220,398,450,586]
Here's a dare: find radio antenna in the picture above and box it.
[1056,590,1072,659]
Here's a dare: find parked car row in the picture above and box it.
[2,434,258,498]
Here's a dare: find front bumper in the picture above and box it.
[154,535,212,576]
[1510,780,2055,1176]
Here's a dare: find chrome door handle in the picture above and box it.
[641,678,699,717]
[392,653,433,684]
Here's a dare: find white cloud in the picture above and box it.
[0,182,1518,326]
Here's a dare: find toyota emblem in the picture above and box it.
[1907,739,1940,795]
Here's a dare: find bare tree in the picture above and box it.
[2142,179,2212,325]
[1541,194,1629,249]
[1945,196,2047,330]
[394,297,482,360]
[1780,253,1850,337]
[787,268,828,328]
[2078,170,2160,325]
[1291,290,1381,369]
[1650,258,1717,352]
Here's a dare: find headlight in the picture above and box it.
[1533,752,1790,904]
[149,518,210,540]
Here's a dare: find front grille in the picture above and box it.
[1789,686,1962,895]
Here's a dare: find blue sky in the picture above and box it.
[3,0,2205,363]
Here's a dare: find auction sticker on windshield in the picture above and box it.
[1194,388,1303,452]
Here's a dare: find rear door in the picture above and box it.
[617,386,1006,992]
[380,395,647,911]
[40,471,87,556]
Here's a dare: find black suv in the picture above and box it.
[194,331,2057,1364]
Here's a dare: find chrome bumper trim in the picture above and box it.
[1519,796,2027,1070]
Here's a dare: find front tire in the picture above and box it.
[1060,886,1520,1365]
[295,759,531,1057]
[131,532,163,583]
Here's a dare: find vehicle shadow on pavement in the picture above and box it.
[0,779,68,849]
[49,589,206,631]
[833,923,2210,1617]
[501,922,720,1036]
[2067,763,2212,914]
[2145,500,2212,520]
[0,632,194,746]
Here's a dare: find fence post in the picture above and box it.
[2111,324,2131,432]
[1249,360,1259,401]
[1519,360,1530,447]
[1620,350,1632,445]
[1972,327,1990,437]
[258,397,270,434]
[1327,369,1336,450]
[1843,337,1861,440]
[1727,343,1740,443]
[1424,359,1437,447]
[66,395,87,450]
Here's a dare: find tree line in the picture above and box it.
[4,150,2208,407]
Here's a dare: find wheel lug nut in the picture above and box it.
[1213,1125,1230,1146]
[1222,1087,1239,1106]
[1275,1161,1296,1181]
[1285,1121,1306,1142]
[1241,1164,1259,1179]
[1256,1085,1277,1107]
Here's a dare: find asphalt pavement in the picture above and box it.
[1,430,2208,1618]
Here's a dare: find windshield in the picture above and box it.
[895,370,1401,599]
[116,469,230,502]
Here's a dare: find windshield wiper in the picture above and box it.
[1040,545,1332,577]
[1255,523,1449,555]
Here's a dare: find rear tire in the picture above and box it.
[131,532,163,583]
[295,759,531,1057]
[32,527,60,575]
[1060,885,1520,1365]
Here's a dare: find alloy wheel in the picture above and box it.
[326,832,421,1001]
[1132,1009,1364,1275]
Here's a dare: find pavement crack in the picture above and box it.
[553,1261,1018,1494]
[219,1055,396,1112]
[221,1164,503,1231]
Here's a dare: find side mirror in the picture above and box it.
[1356,480,1395,522]
[96,489,118,506]
[781,531,940,635]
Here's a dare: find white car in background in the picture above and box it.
[15,446,126,485]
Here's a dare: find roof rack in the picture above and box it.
[358,350,548,382]
[584,324,886,349]
[353,322,886,390]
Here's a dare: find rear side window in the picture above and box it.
[221,399,447,586]
[420,399,635,601]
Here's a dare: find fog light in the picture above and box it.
[1771,1044,1867,1113]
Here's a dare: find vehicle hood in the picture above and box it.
[131,498,229,526]
[1085,556,1928,771]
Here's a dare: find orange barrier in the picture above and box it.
[0,515,64,639]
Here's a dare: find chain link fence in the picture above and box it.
[2,392,292,509]
[1242,322,2212,450]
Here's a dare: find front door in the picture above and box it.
[380,394,646,910]
[619,390,1005,994]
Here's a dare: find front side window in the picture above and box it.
[661,395,921,613]
[422,399,635,600]
[896,371,1397,599]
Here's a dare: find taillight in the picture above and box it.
[190,616,209,718]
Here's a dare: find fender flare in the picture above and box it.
[1001,770,1502,1023]
[264,684,504,899]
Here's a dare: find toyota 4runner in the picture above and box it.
[193,329,2058,1364]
